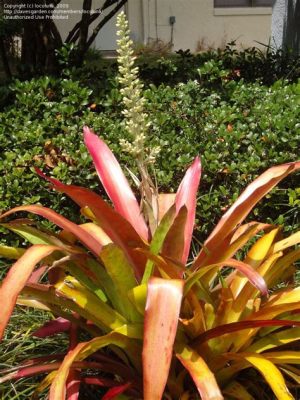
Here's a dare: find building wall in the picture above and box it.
[128,0,273,51]
[54,0,273,52]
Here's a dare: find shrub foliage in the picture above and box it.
[0,73,299,244]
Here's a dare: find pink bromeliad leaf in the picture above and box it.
[2,203,103,258]
[175,156,201,264]
[83,127,149,241]
[193,160,300,270]
[142,277,184,400]
[34,168,147,280]
[0,245,61,340]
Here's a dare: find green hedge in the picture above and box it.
[135,45,300,86]
[0,74,299,246]
[144,79,300,236]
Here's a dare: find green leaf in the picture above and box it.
[142,205,177,284]
[2,222,64,246]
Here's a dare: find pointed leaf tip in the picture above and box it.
[175,156,201,264]
[0,245,60,340]
[193,160,300,270]
[83,127,149,241]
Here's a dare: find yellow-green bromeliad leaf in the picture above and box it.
[100,243,141,322]
[54,275,127,331]
[0,245,26,259]
[219,352,294,400]
[175,342,223,400]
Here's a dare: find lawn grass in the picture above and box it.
[0,308,67,399]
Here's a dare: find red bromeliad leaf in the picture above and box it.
[90,353,140,383]
[35,169,147,280]
[66,324,80,400]
[0,244,61,340]
[66,378,80,400]
[102,382,132,400]
[10,354,65,371]
[192,319,300,346]
[185,258,268,297]
[193,161,300,270]
[0,361,107,384]
[175,156,201,264]
[81,376,118,387]
[83,127,149,241]
[32,317,71,338]
[143,277,184,400]
[1,353,136,386]
[1,205,102,257]
[49,332,131,399]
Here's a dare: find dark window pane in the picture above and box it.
[214,0,251,6]
[214,0,274,6]
[253,0,274,5]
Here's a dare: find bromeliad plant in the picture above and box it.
[1,11,300,400]
[0,127,300,400]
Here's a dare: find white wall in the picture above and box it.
[54,0,273,52]
[129,0,273,51]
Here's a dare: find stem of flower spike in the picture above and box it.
[116,12,160,234]
[137,158,159,234]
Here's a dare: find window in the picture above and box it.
[214,0,274,7]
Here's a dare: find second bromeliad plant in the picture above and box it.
[1,12,300,400]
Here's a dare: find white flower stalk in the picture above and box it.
[116,11,160,231]
[116,11,159,164]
